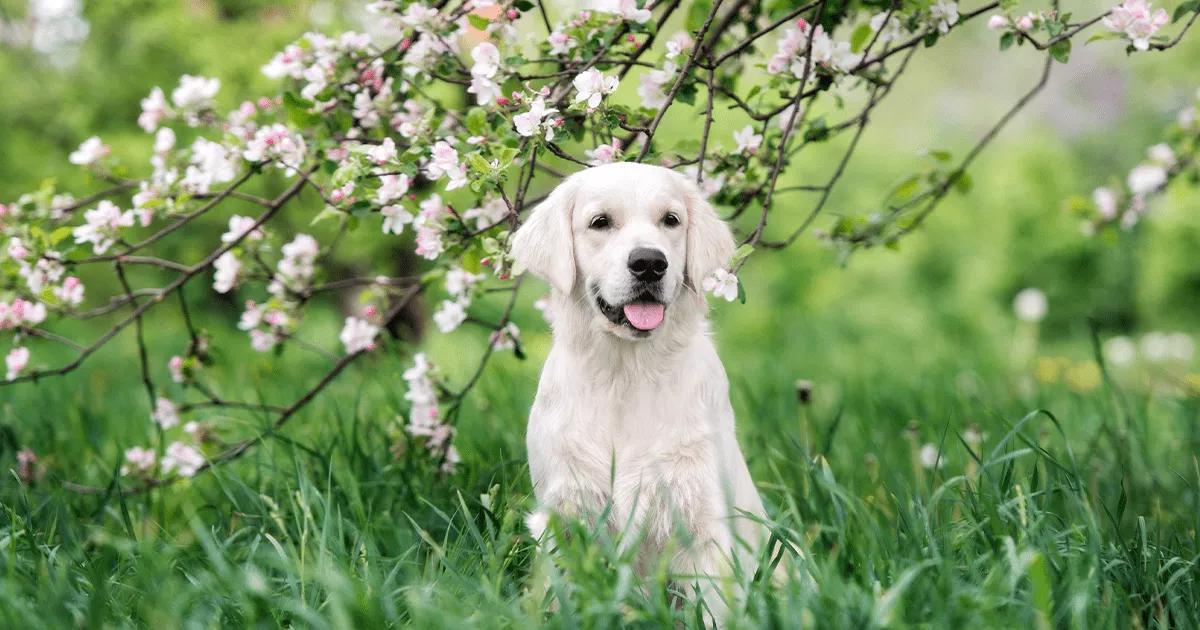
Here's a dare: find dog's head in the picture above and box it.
[511,163,734,340]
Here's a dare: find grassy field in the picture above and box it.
[3,270,1198,627]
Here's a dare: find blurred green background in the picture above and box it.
[1,1,1199,625]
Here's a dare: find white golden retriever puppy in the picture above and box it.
[511,162,775,609]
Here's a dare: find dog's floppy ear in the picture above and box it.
[511,177,577,295]
[679,175,734,288]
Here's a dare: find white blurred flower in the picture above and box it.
[1147,143,1176,166]
[68,136,109,166]
[733,125,763,155]
[340,316,380,353]
[929,0,960,34]
[213,252,241,294]
[162,441,205,477]
[1103,336,1137,366]
[6,346,29,381]
[702,269,739,302]
[1140,331,1171,363]
[152,396,180,429]
[1128,164,1167,195]
[919,443,944,469]
[121,446,156,476]
[1092,187,1118,220]
[1166,332,1195,362]
[381,205,414,235]
[1013,288,1047,323]
[433,299,468,333]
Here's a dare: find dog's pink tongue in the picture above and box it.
[623,303,664,331]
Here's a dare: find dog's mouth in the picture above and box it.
[595,291,666,333]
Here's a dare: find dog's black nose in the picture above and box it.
[627,248,667,282]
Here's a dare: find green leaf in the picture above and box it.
[49,226,74,245]
[467,14,490,31]
[1049,38,1071,63]
[514,0,535,11]
[999,32,1015,51]
[282,91,321,128]
[686,0,713,31]
[850,23,873,53]
[729,244,754,266]
[952,170,973,194]
[891,175,921,201]
[736,278,747,304]
[465,107,489,136]
[927,149,952,162]
[1174,0,1200,23]
[310,206,344,226]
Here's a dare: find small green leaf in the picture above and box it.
[49,226,74,245]
[927,149,952,162]
[729,244,754,266]
[951,170,973,194]
[686,0,713,31]
[465,107,489,136]
[850,23,873,53]
[467,14,490,31]
[1174,0,1200,23]
[310,206,344,226]
[736,279,747,304]
[1049,38,1071,63]
[1000,32,1015,51]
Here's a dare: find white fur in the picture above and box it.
[512,163,772,610]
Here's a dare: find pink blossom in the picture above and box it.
[69,136,110,166]
[586,138,623,165]
[987,15,1010,30]
[340,316,380,353]
[121,446,156,476]
[376,173,411,205]
[162,441,205,477]
[54,276,85,307]
[548,31,575,55]
[139,87,171,132]
[169,355,185,383]
[368,137,398,165]
[1104,0,1169,51]
[6,346,30,380]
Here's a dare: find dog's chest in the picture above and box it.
[527,375,725,542]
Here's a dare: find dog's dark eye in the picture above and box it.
[589,214,612,230]
[662,212,681,228]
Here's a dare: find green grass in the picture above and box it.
[2,300,1198,628]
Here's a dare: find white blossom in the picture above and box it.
[733,125,763,155]
[5,346,29,380]
[1103,0,1169,51]
[381,205,414,235]
[573,68,619,109]
[340,316,380,353]
[162,441,205,477]
[68,136,109,166]
[152,396,180,429]
[212,251,242,294]
[702,269,739,302]
[433,299,467,332]
[73,200,134,254]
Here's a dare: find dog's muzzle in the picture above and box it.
[594,288,666,333]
